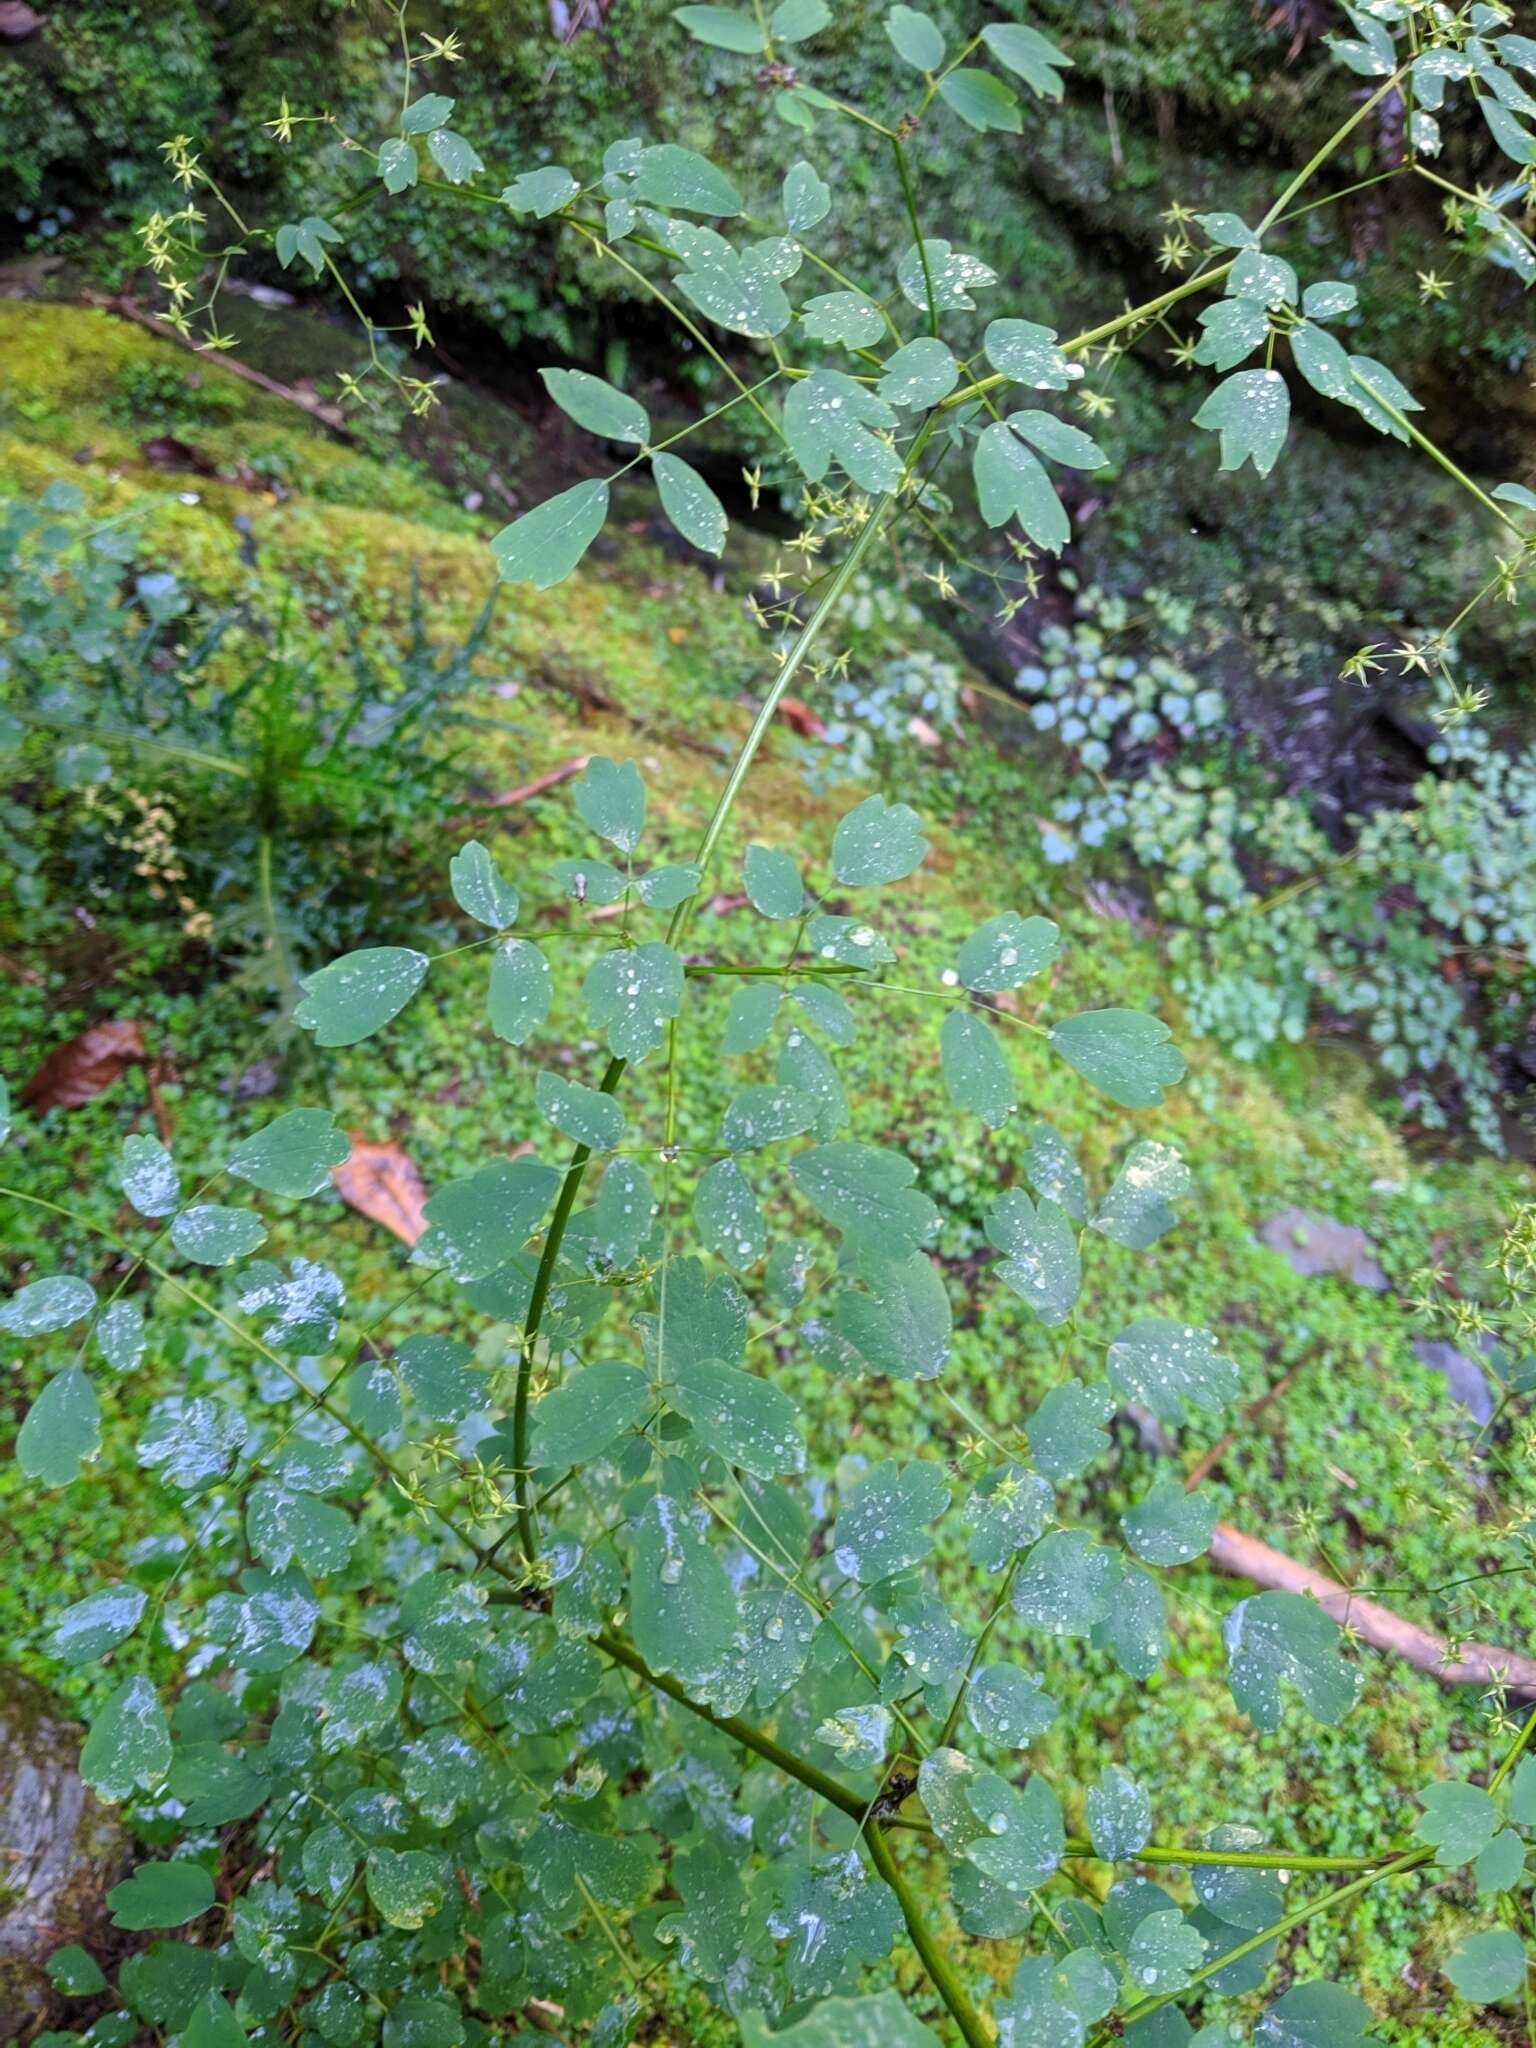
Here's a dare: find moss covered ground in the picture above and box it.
[1,303,1532,2043]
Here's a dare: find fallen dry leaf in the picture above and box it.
[20,1020,147,1111]
[0,2,44,36]
[332,1134,427,1246]
[775,696,825,740]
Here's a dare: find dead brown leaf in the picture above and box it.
[20,1020,148,1111]
[332,1134,427,1246]
[776,696,825,740]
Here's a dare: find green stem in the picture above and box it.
[1256,69,1407,235]
[1345,361,1521,532]
[864,1824,993,2048]
[892,138,939,338]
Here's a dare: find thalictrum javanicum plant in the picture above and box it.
[8,3,1536,2043]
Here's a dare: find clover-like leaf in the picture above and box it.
[785,370,903,493]
[296,945,430,1046]
[1194,368,1290,477]
[18,1365,101,1486]
[1087,1766,1152,1860]
[1415,1780,1501,1866]
[831,1458,948,1582]
[792,1143,939,1255]
[584,942,685,1060]
[228,1109,350,1199]
[1122,1476,1217,1565]
[667,1357,805,1476]
[1049,1007,1185,1107]
[449,840,520,929]
[108,1860,216,1932]
[492,480,610,589]
[1107,1318,1238,1426]
[1224,1590,1361,1732]
[1444,1928,1528,2003]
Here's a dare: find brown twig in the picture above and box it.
[1184,1358,1308,1490]
[451,754,591,814]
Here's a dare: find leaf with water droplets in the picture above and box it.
[170,1205,267,1267]
[986,1189,1079,1324]
[584,942,685,1061]
[448,840,519,931]
[629,1493,738,1690]
[807,914,894,966]
[1193,368,1290,478]
[783,157,831,232]
[1092,1140,1191,1251]
[964,1769,1065,1895]
[667,1357,805,1476]
[877,337,959,409]
[47,1583,148,1666]
[1107,1318,1238,1426]
[1087,1766,1152,1860]
[296,945,430,1047]
[831,1246,952,1380]
[3,1275,96,1337]
[489,938,552,1045]
[831,1457,948,1582]
[743,842,806,918]
[1123,1476,1217,1566]
[942,1009,1017,1130]
[118,1133,180,1218]
[1026,1379,1112,1481]
[531,1360,651,1469]
[694,1156,767,1266]
[897,238,996,311]
[1013,1529,1116,1636]
[1125,1909,1206,1995]
[138,1394,247,1490]
[1094,1558,1167,1679]
[722,982,781,1054]
[814,1703,892,1768]
[722,1083,817,1152]
[792,1143,939,1256]
[80,1674,172,1802]
[800,290,887,347]
[419,1157,561,1281]
[652,453,728,555]
[245,1483,354,1576]
[778,1024,847,1138]
[772,1855,903,1998]
[785,371,903,493]
[1224,1590,1361,1732]
[965,1664,1057,1747]
[366,1847,449,1932]
[1049,1007,1185,1107]
[1444,1927,1529,2003]
[492,479,610,589]
[536,1070,627,1152]
[542,368,650,447]
[1022,1120,1087,1222]
[96,1299,145,1373]
[973,421,1069,552]
[966,1463,1052,1569]
[1256,1981,1381,2048]
[958,911,1060,992]
[794,980,857,1044]
[18,1365,101,1486]
[228,1108,350,1199]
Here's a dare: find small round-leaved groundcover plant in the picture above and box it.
[8,3,1536,2044]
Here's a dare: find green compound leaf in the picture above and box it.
[1125,1908,1206,1995]
[169,1205,268,1267]
[492,479,610,590]
[1013,1528,1116,1636]
[501,165,578,216]
[1194,367,1291,477]
[274,213,341,273]
[897,239,997,311]
[885,4,945,70]
[574,755,647,854]
[584,942,685,1060]
[377,137,417,193]
[1122,1476,1217,1565]
[964,1770,1065,1893]
[426,128,484,185]
[48,1584,148,1666]
[1414,1780,1501,1866]
[815,1703,893,1769]
[694,1156,767,1266]
[2,1274,96,1335]
[118,1133,179,1217]
[419,1156,562,1281]
[1256,1981,1383,2047]
[652,452,728,555]
[629,1493,738,1688]
[801,290,887,347]
[1444,1928,1528,2003]
[1092,1139,1191,1250]
[783,157,832,232]
[722,1083,817,1151]
[531,1360,652,1468]
[1229,246,1298,309]
[771,0,830,41]
[449,839,520,929]
[785,370,903,492]
[47,1946,108,1997]
[18,1366,101,1486]
[774,1856,903,1997]
[366,1847,449,1931]
[792,1143,939,1256]
[80,1674,172,1802]
[666,1357,805,1476]
[722,981,781,1054]
[831,1458,948,1582]
[1194,297,1270,370]
[981,20,1072,97]
[488,938,552,1046]
[399,95,452,133]
[636,861,703,909]
[965,1463,1052,1568]
[743,842,806,918]
[676,240,792,337]
[973,420,1069,552]
[957,910,1060,991]
[984,318,1079,390]
[1007,409,1106,468]
[672,4,762,51]
[1473,1827,1525,1896]
[1107,1318,1238,1426]
[1026,1379,1112,1481]
[985,1189,1080,1326]
[228,1109,350,1199]
[1023,1120,1087,1221]
[1048,1007,1186,1107]
[634,142,744,214]
[536,1070,627,1151]
[807,914,894,966]
[246,1483,354,1576]
[108,1860,216,1932]
[877,337,960,409]
[96,1299,145,1374]
[964,1663,1058,1747]
[938,69,1022,134]
[541,368,650,446]
[1224,1590,1361,1732]
[1087,1765,1152,1860]
[941,1009,1017,1130]
[295,945,430,1046]
[831,1245,952,1380]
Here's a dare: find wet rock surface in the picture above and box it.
[1256,1206,1388,1291]
[0,1668,129,2038]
